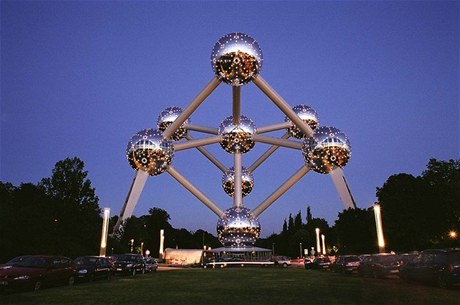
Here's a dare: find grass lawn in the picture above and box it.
[1,267,458,305]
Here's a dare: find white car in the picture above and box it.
[275,256,291,268]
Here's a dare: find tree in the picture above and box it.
[38,157,102,257]
[334,208,375,254]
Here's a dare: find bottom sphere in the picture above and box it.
[217,207,261,247]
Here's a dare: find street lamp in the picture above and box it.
[272,243,275,258]
[321,234,326,255]
[315,228,321,255]
[299,242,303,258]
[99,207,110,257]
[373,204,386,253]
[130,239,134,253]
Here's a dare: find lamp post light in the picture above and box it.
[140,242,144,256]
[321,234,326,255]
[272,243,275,258]
[373,203,386,253]
[130,239,134,253]
[315,228,321,255]
[99,207,110,257]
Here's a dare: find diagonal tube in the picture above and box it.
[248,133,290,173]
[167,165,224,217]
[256,122,292,134]
[184,124,219,135]
[163,77,221,139]
[253,75,314,138]
[174,135,222,151]
[252,166,310,217]
[252,134,303,150]
[185,134,227,173]
[329,167,357,209]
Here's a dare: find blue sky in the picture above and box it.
[1,1,458,237]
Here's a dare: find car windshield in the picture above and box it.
[14,256,48,268]
[374,255,396,264]
[114,255,137,262]
[74,257,97,265]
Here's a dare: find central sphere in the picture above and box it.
[222,167,254,197]
[211,32,263,86]
[285,104,319,139]
[302,126,351,174]
[126,128,174,176]
[218,115,256,154]
[217,207,261,247]
[157,106,190,141]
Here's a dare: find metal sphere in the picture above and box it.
[217,207,261,247]
[302,126,351,174]
[218,115,256,154]
[126,128,174,176]
[222,167,254,197]
[157,106,190,141]
[211,32,263,86]
[285,104,319,139]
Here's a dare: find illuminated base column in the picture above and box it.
[99,208,110,257]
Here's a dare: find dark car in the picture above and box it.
[73,256,114,282]
[143,257,158,273]
[311,256,332,270]
[0,255,75,292]
[400,248,460,289]
[331,255,361,274]
[113,254,145,276]
[358,253,400,278]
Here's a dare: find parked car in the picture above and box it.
[0,255,75,292]
[399,248,460,289]
[112,254,145,276]
[331,255,361,274]
[143,257,158,273]
[310,256,332,270]
[274,256,291,268]
[396,252,419,267]
[73,256,114,282]
[358,253,400,278]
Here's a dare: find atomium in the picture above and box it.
[285,104,319,138]
[211,32,263,86]
[222,167,254,197]
[115,32,357,248]
[126,128,174,176]
[302,126,351,174]
[157,106,190,141]
[218,115,256,154]
[217,207,261,247]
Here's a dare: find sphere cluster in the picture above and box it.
[157,106,189,141]
[211,32,263,86]
[222,167,254,197]
[217,207,261,247]
[218,115,256,154]
[302,126,351,174]
[126,128,174,176]
[285,104,319,138]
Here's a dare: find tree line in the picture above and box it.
[1,157,458,262]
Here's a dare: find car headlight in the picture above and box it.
[78,269,88,274]
[126,264,133,268]
[14,275,30,280]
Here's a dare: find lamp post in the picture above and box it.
[99,207,110,257]
[130,239,134,253]
[315,228,321,255]
[321,234,326,255]
[299,242,303,258]
[272,243,275,259]
[373,204,386,253]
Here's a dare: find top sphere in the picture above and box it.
[285,104,319,139]
[211,33,263,87]
[302,126,351,174]
[157,106,190,141]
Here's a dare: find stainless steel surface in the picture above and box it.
[157,106,189,140]
[218,115,256,153]
[222,166,254,197]
[126,128,174,176]
[211,32,263,86]
[302,126,351,174]
[217,207,261,247]
[285,104,319,138]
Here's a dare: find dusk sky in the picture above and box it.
[1,1,458,237]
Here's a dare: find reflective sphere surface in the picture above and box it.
[222,167,254,197]
[157,106,190,141]
[285,104,319,138]
[211,32,263,86]
[126,128,174,176]
[302,126,351,174]
[217,207,261,247]
[218,115,256,154]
